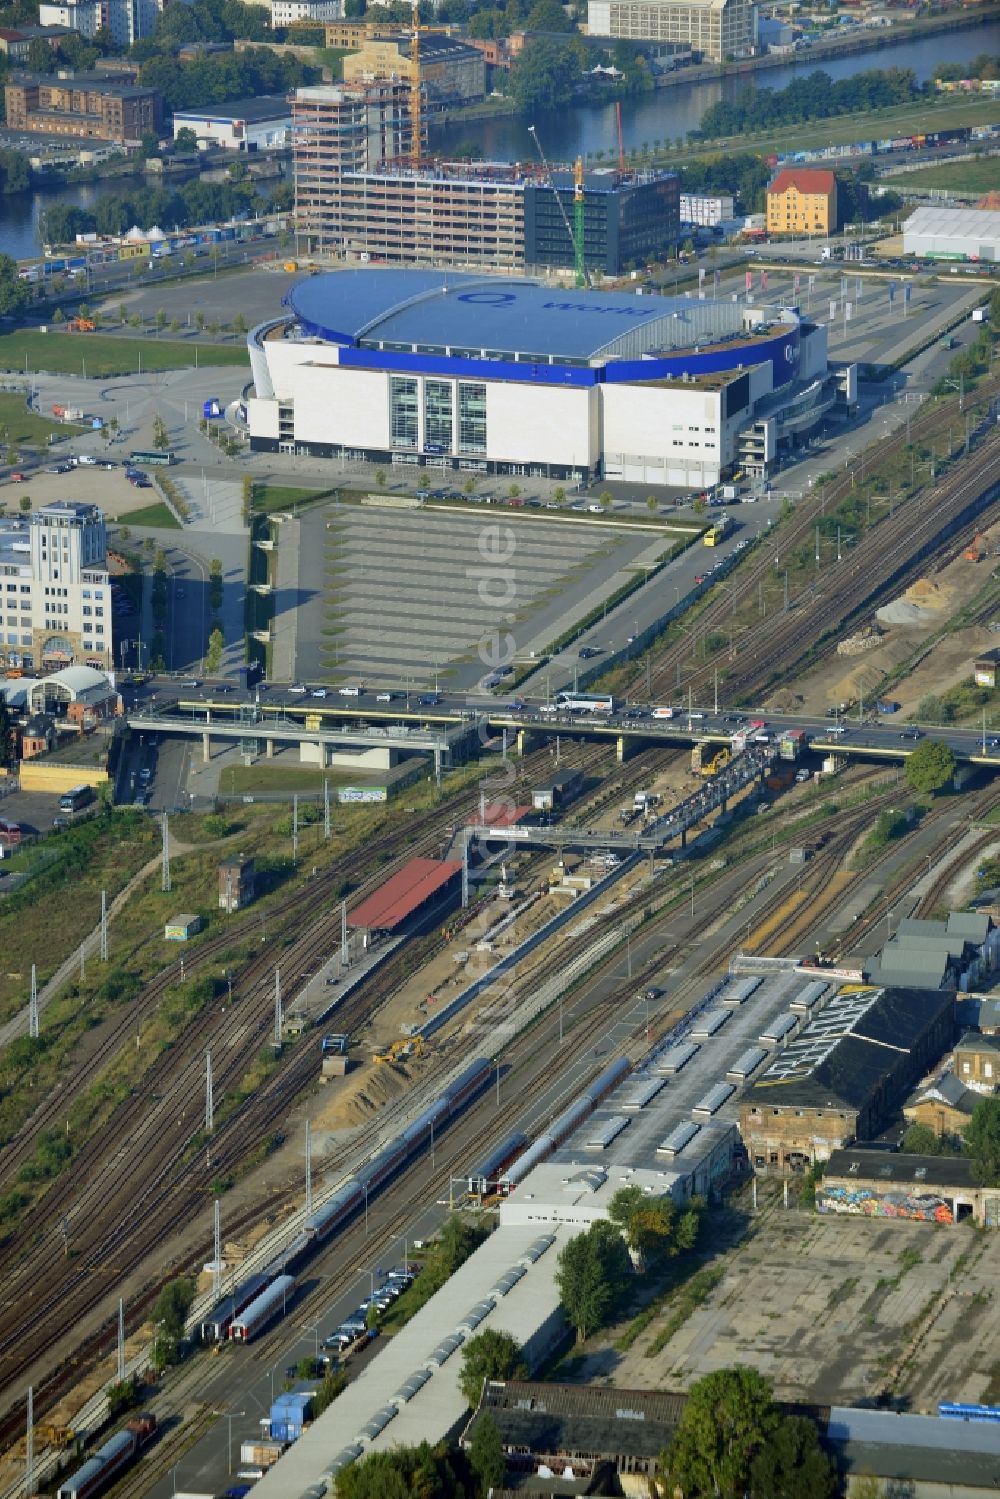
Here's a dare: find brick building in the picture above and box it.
[766,167,837,238]
[341,32,486,105]
[4,72,160,142]
[954,1030,1000,1096]
[739,985,954,1175]
[219,854,255,913]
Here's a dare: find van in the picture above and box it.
[76,454,97,466]
[339,685,361,697]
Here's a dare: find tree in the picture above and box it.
[459,1329,527,1408]
[506,35,583,114]
[205,627,224,675]
[468,1411,505,1494]
[526,0,573,28]
[748,1414,836,1499]
[174,126,199,153]
[152,1275,195,1340]
[152,413,169,451]
[508,483,521,499]
[119,302,128,325]
[169,318,182,335]
[646,494,658,510]
[417,473,431,492]
[209,557,223,611]
[233,312,248,337]
[553,485,566,506]
[462,477,475,497]
[241,474,255,522]
[599,490,613,509]
[19,495,30,514]
[51,307,65,324]
[965,1096,1000,1186]
[661,1367,780,1499]
[555,1219,630,1344]
[608,1185,702,1261]
[139,128,161,159]
[155,307,167,335]
[336,1441,472,1499]
[904,738,956,796]
[902,1123,942,1156]
[0,254,31,318]
[195,311,207,332]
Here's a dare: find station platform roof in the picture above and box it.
[348,857,463,933]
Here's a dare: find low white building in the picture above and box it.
[679,192,734,227]
[248,269,847,487]
[0,502,112,675]
[903,205,1000,263]
[270,0,342,24]
[172,94,293,151]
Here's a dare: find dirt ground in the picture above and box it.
[1,467,175,522]
[765,516,1000,718]
[577,1190,1000,1412]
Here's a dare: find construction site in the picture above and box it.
[290,56,680,276]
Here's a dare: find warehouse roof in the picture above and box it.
[173,94,292,123]
[287,270,748,361]
[903,205,1000,241]
[823,1148,977,1190]
[828,1405,1000,1490]
[746,985,953,1110]
[465,1380,687,1462]
[347,856,462,931]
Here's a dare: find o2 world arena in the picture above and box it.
[246,270,856,488]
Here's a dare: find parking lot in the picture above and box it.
[293,502,677,691]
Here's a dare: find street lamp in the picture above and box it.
[213,1410,246,1475]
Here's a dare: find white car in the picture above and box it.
[376,692,394,702]
[588,503,604,513]
[311,688,328,698]
[339,686,361,697]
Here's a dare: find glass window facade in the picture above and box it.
[458,382,487,455]
[390,376,419,448]
[424,380,453,453]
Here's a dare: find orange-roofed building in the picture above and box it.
[766,167,838,238]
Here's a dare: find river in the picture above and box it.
[430,24,1000,163]
[0,22,996,259]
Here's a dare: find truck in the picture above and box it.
[972,307,989,323]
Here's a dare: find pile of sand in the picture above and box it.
[314,1056,421,1133]
[878,577,950,627]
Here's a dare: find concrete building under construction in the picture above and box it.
[290,84,679,273]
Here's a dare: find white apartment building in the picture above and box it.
[0,502,112,675]
[38,0,101,37]
[271,0,342,25]
[39,0,165,45]
[587,0,756,61]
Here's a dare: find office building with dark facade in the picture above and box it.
[524,168,680,275]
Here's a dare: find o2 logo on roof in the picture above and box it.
[457,291,517,307]
[784,344,795,363]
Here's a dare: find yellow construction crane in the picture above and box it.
[410,0,421,165]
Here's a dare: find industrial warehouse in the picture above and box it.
[246,269,855,486]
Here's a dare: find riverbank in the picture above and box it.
[431,7,1000,132]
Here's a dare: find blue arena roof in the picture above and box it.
[286,270,739,362]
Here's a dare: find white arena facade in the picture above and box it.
[246,270,853,487]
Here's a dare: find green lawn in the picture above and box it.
[0,391,68,447]
[672,94,1000,169]
[885,158,1000,195]
[253,483,337,514]
[0,331,248,378]
[122,501,181,530]
[220,763,362,794]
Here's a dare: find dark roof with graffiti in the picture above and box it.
[745,985,954,1112]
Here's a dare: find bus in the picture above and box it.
[704,515,734,547]
[555,692,616,714]
[129,450,175,468]
[58,784,94,813]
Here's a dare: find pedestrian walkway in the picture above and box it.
[271,517,301,682]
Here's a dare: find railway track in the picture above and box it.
[0,736,630,1432]
[5,767,974,1484]
[629,382,1000,707]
